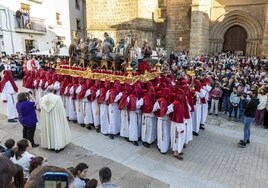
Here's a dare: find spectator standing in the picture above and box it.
[16,92,39,147]
[209,82,222,116]
[255,88,268,126]
[229,87,240,121]
[238,91,259,147]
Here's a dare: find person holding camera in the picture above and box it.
[16,92,39,147]
[238,91,259,147]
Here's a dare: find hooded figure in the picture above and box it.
[0,70,18,122]
[153,87,172,153]
[106,80,122,139]
[40,86,71,152]
[97,80,110,134]
[138,86,157,148]
[119,83,133,141]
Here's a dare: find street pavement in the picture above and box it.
[0,80,268,188]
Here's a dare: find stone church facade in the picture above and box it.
[86,0,268,57]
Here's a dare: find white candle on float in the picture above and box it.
[157,38,161,46]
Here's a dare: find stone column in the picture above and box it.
[260,5,268,57]
[189,0,213,57]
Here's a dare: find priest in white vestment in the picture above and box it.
[40,86,71,152]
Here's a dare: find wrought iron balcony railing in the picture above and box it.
[14,15,46,34]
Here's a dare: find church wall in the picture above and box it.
[165,0,192,54]
[86,0,156,47]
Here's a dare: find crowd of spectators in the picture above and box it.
[169,52,268,128]
[0,138,119,188]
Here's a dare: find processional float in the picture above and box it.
[56,38,163,85]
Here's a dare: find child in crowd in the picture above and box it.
[0,138,15,158]
[29,156,47,174]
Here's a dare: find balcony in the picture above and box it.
[14,16,46,35]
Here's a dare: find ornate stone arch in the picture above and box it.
[210,10,263,56]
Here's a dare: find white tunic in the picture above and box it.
[68,86,77,121]
[83,89,94,125]
[153,101,171,153]
[0,81,18,119]
[138,98,157,144]
[167,103,185,154]
[107,92,122,134]
[75,85,84,124]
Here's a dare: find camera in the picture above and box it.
[43,172,69,188]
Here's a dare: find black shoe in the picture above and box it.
[215,114,218,117]
[8,119,17,123]
[183,144,187,148]
[247,140,250,144]
[142,142,150,148]
[72,120,77,123]
[109,134,114,139]
[86,124,92,130]
[238,141,246,147]
[174,154,183,161]
[209,113,212,115]
[32,144,39,147]
[80,124,86,127]
[132,141,139,146]
[55,149,61,153]
[200,124,205,130]
[103,134,108,136]
[96,126,100,133]
[124,137,130,142]
[193,132,199,136]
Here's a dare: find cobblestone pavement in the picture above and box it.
[0,80,268,188]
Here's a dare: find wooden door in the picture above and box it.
[223,26,247,54]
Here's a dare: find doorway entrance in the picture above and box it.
[223,26,247,54]
[25,39,34,53]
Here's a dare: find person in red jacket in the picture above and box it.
[209,82,222,116]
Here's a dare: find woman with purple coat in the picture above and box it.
[16,92,39,147]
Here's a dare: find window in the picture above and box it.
[76,19,81,31]
[56,13,62,26]
[75,0,80,10]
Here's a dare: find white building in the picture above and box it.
[0,0,85,55]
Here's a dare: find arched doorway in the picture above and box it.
[223,26,247,54]
[210,10,263,56]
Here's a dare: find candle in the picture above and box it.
[157,38,161,46]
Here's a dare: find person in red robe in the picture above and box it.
[138,86,157,148]
[0,70,18,122]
